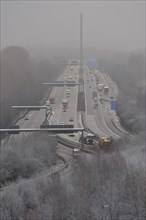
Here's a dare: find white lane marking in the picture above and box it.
[51,87,57,97]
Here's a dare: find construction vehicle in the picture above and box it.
[79,129,112,149]
[95,136,112,149]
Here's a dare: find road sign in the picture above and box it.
[86,60,98,68]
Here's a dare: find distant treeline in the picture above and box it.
[96,50,145,134]
[0,46,64,128]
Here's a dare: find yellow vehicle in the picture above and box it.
[98,136,112,149]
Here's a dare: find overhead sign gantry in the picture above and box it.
[12,106,49,111]
[0,128,84,134]
[12,105,53,125]
[43,82,82,87]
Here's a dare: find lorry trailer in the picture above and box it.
[49,97,55,104]
[104,86,109,95]
[97,83,104,91]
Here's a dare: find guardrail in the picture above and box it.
[111,118,131,137]
[80,112,99,138]
[57,135,93,154]
[81,110,130,139]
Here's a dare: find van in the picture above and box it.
[72,148,80,156]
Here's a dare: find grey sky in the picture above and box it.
[1,1,145,51]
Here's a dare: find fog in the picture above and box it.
[0,2,146,219]
[1,1,145,51]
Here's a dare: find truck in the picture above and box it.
[79,132,112,149]
[79,133,95,145]
[97,83,104,91]
[104,86,109,95]
[99,137,112,149]
[94,136,112,150]
[62,99,68,108]
[68,75,72,80]
[49,97,55,104]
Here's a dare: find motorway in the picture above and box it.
[2,62,131,178]
[5,62,129,150]
[1,62,137,219]
[84,66,128,139]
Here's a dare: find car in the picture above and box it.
[46,100,50,106]
[59,122,64,125]
[68,75,72,80]
[66,89,70,95]
[69,133,75,137]
[24,117,29,120]
[72,148,80,156]
[69,117,74,121]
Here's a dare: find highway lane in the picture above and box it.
[100,70,128,137]
[84,66,120,138]
[5,68,71,144]
[96,70,128,137]
[15,65,80,144]
[15,73,66,129]
[49,65,79,125]
[98,71,118,99]
[82,66,114,136]
[84,65,130,139]
[57,65,81,143]
[5,62,128,146]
